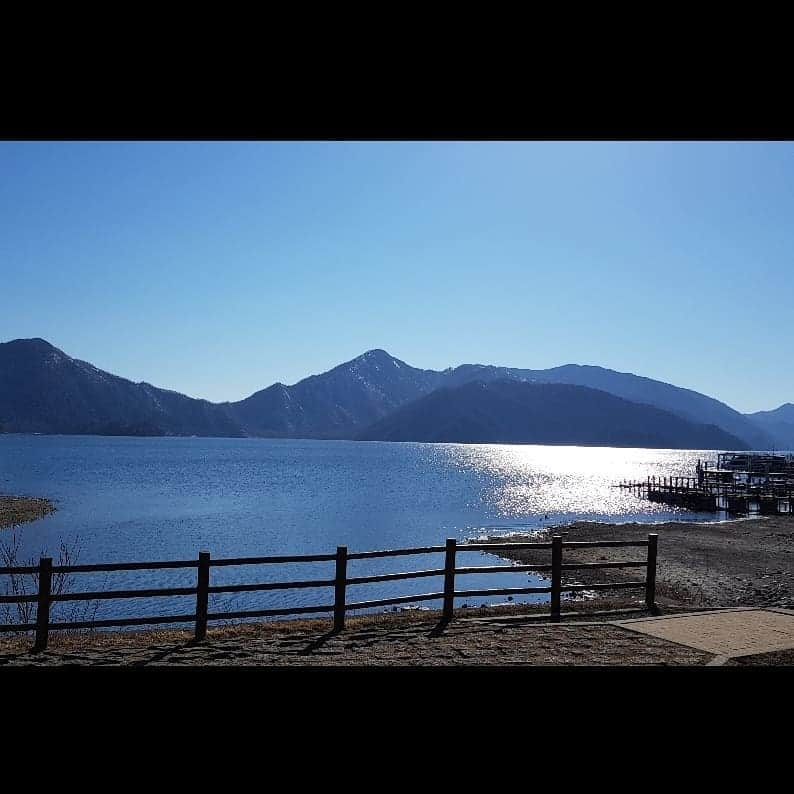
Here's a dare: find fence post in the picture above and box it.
[33,556,52,653]
[550,535,562,623]
[442,538,457,622]
[194,551,210,642]
[645,533,658,614]
[333,545,348,633]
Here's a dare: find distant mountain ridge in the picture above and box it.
[499,363,771,450]
[746,404,794,451]
[0,339,241,437]
[224,350,442,438]
[0,337,784,448]
[357,379,749,449]
[225,355,775,446]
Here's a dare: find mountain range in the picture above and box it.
[0,337,789,450]
[746,404,794,451]
[357,379,746,448]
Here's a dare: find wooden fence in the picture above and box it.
[0,533,658,652]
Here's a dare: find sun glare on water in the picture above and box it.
[436,443,709,520]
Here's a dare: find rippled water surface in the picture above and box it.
[0,436,721,622]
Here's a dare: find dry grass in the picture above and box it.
[0,595,663,654]
[0,495,55,530]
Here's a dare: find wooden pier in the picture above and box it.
[617,453,794,515]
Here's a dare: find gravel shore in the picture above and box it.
[481,515,794,610]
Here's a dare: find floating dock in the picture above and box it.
[617,452,794,515]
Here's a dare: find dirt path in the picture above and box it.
[481,516,794,610]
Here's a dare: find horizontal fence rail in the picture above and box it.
[0,534,659,651]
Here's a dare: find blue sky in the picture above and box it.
[2,141,792,413]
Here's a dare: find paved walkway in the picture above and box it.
[617,608,794,661]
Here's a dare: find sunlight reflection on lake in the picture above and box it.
[436,443,706,528]
[1,436,719,621]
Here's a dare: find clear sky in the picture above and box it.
[2,141,792,413]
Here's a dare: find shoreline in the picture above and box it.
[1,512,791,664]
[0,495,56,530]
[476,515,794,610]
[466,513,767,543]
[2,433,779,453]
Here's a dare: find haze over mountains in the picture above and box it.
[747,404,794,451]
[0,337,788,450]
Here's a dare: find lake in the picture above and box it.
[0,435,722,624]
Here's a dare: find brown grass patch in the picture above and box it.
[0,496,55,529]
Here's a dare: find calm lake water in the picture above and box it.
[0,436,723,624]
